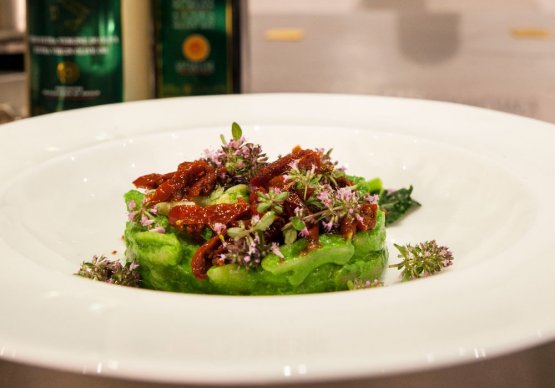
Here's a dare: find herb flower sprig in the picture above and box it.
[286,161,321,201]
[282,183,374,244]
[314,148,348,188]
[204,122,268,184]
[221,212,282,268]
[76,255,141,287]
[257,188,289,214]
[390,240,454,281]
[283,149,346,202]
[127,198,166,234]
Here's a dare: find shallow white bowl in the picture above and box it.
[0,94,554,385]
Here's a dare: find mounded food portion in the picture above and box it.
[123,125,393,295]
[125,195,387,295]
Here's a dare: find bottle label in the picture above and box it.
[154,0,235,97]
[28,0,123,116]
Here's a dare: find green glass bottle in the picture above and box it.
[153,0,246,97]
[27,0,124,116]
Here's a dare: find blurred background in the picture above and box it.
[2,0,555,122]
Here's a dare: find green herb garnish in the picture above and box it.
[389,240,454,281]
[379,185,421,225]
[76,255,141,287]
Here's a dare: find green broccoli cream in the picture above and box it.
[76,125,429,291]
[119,125,402,295]
[76,125,429,292]
[124,189,387,295]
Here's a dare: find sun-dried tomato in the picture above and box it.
[268,175,286,189]
[334,175,353,188]
[248,188,265,216]
[297,149,322,171]
[132,172,175,189]
[250,148,315,188]
[306,224,320,250]
[168,202,250,229]
[264,215,286,243]
[187,166,225,199]
[356,203,378,231]
[147,160,210,204]
[340,216,357,241]
[191,236,221,279]
[282,191,309,219]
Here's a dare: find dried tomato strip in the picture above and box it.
[355,204,378,231]
[191,236,221,279]
[168,202,250,229]
[250,148,315,188]
[132,172,175,189]
[333,175,353,188]
[297,150,322,171]
[340,216,357,241]
[147,160,210,204]
[306,224,320,250]
[267,175,287,190]
[186,166,224,199]
[177,161,192,171]
[248,189,264,217]
[282,191,309,219]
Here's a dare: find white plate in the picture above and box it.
[0,94,554,385]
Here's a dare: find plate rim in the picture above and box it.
[1,93,555,384]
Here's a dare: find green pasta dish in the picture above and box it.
[78,123,431,294]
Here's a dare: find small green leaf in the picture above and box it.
[355,177,383,195]
[379,185,421,225]
[201,227,214,241]
[275,191,289,201]
[257,202,271,213]
[227,227,246,239]
[155,202,170,216]
[284,228,298,245]
[225,161,238,171]
[393,243,407,256]
[291,217,306,231]
[124,190,145,209]
[255,211,275,231]
[231,122,242,140]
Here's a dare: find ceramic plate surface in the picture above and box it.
[0,94,554,385]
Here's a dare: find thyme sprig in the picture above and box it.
[286,162,321,201]
[257,188,289,214]
[221,212,280,268]
[280,157,378,244]
[76,255,141,287]
[127,197,166,234]
[389,240,454,281]
[204,122,268,184]
[281,184,374,244]
[315,148,348,188]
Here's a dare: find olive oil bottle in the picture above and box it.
[26,0,151,116]
[153,0,247,97]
